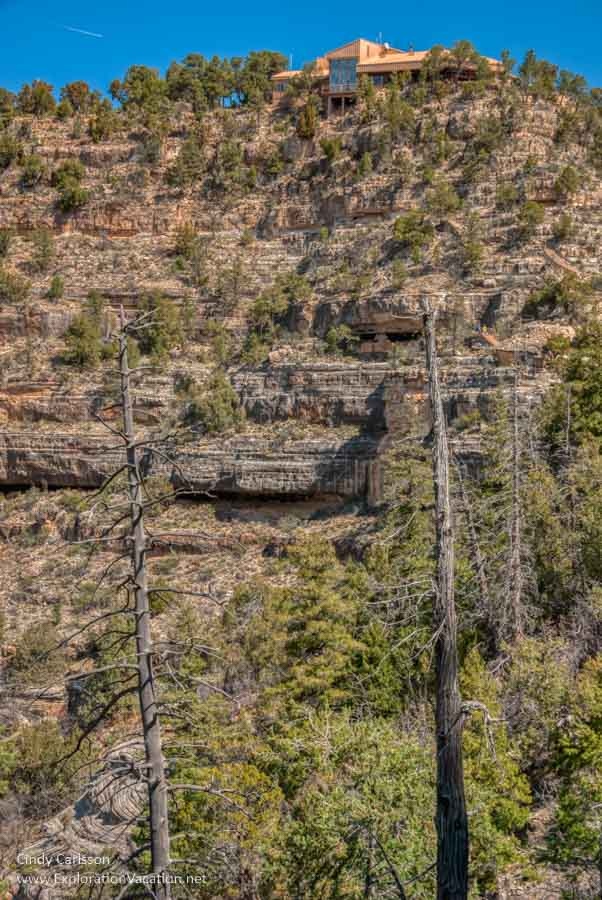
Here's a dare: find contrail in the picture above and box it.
[63,25,104,38]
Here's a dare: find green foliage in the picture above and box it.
[63,292,108,367]
[296,96,319,139]
[211,138,255,193]
[379,81,415,138]
[205,321,233,365]
[496,181,520,210]
[60,80,93,113]
[552,212,574,242]
[243,270,310,359]
[460,648,531,890]
[0,131,22,169]
[110,65,168,122]
[393,210,435,263]
[137,291,183,360]
[17,80,56,116]
[30,227,55,273]
[0,87,15,128]
[324,324,358,356]
[543,322,602,444]
[518,50,558,100]
[166,134,205,186]
[425,177,462,216]
[357,150,373,177]
[270,716,436,898]
[19,153,45,188]
[523,274,593,320]
[391,257,408,289]
[183,370,244,433]
[549,655,602,869]
[48,274,64,300]
[553,165,581,200]
[57,183,89,213]
[55,97,74,120]
[6,623,66,687]
[0,229,12,259]
[462,115,507,181]
[0,719,83,816]
[88,107,119,143]
[320,136,342,164]
[215,256,245,312]
[517,200,545,240]
[462,240,484,275]
[504,637,571,773]
[175,222,200,259]
[52,159,89,212]
[0,267,30,305]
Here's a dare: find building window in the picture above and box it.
[330,58,358,92]
[372,74,385,87]
[275,82,286,93]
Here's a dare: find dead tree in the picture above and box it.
[422,298,469,900]
[508,369,523,639]
[119,310,172,898]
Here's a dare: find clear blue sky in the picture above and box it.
[1,0,601,95]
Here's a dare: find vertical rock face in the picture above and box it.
[0,87,597,505]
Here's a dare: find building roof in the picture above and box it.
[271,39,503,81]
[272,70,302,80]
[357,47,503,74]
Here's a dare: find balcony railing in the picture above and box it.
[329,81,358,93]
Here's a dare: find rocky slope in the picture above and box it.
[0,70,601,897]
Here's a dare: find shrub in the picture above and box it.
[393,210,435,263]
[0,87,15,128]
[324,324,358,356]
[52,159,88,212]
[63,313,104,367]
[48,274,64,300]
[7,623,66,686]
[19,153,45,188]
[0,229,11,258]
[425,178,461,216]
[320,136,342,164]
[553,165,581,200]
[462,240,484,275]
[552,212,574,242]
[56,97,74,120]
[496,181,519,210]
[0,268,30,305]
[88,108,119,143]
[391,258,408,289]
[57,182,89,212]
[174,222,200,259]
[296,97,319,139]
[166,135,204,186]
[517,200,545,240]
[0,719,81,816]
[137,291,183,359]
[63,292,108,367]
[30,228,55,273]
[358,151,373,177]
[17,80,56,116]
[0,132,21,169]
[184,370,244,433]
[522,275,592,319]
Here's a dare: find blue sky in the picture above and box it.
[1,0,601,95]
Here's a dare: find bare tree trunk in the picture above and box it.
[119,311,171,899]
[509,370,523,638]
[422,298,469,900]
